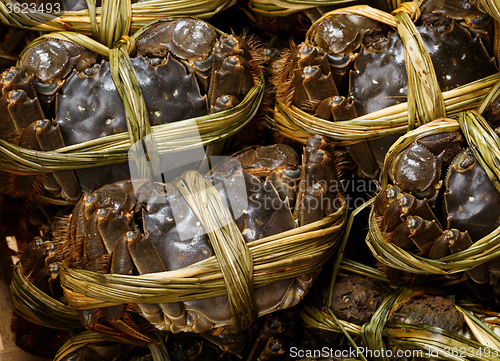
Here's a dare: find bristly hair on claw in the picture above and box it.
[271,45,296,107]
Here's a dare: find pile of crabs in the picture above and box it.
[3,0,500,360]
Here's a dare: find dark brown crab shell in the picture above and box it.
[350,21,497,116]
[0,18,260,202]
[444,147,500,240]
[54,54,210,192]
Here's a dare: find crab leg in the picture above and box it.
[209,34,254,111]
[295,135,340,225]
[35,120,81,203]
[373,185,401,216]
[330,96,379,179]
[448,230,489,285]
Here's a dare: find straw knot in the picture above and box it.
[392,1,421,22]
[173,170,257,331]
[116,35,136,54]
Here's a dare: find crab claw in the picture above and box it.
[373,185,401,216]
[6,89,44,131]
[397,193,441,227]
[35,120,81,203]
[209,35,255,112]
[289,44,338,112]
[294,135,341,225]
[0,67,38,139]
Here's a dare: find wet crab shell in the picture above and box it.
[0,17,261,203]
[348,21,496,117]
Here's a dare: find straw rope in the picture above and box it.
[11,260,81,329]
[479,0,500,23]
[54,332,147,361]
[301,285,500,361]
[0,0,235,36]
[247,0,388,17]
[172,170,256,330]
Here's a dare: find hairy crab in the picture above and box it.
[0,26,34,68]
[301,274,500,361]
[273,0,497,178]
[0,17,261,203]
[43,135,343,341]
[372,129,500,301]
[13,230,299,360]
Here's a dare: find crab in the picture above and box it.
[199,309,298,361]
[0,17,260,203]
[40,135,342,342]
[300,274,500,361]
[14,230,301,360]
[387,294,465,333]
[373,131,500,301]
[273,0,498,178]
[0,25,34,68]
[299,275,466,358]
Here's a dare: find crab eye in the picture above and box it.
[35,237,45,246]
[283,167,301,179]
[327,53,350,67]
[194,53,213,69]
[469,12,490,26]
[34,79,61,95]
